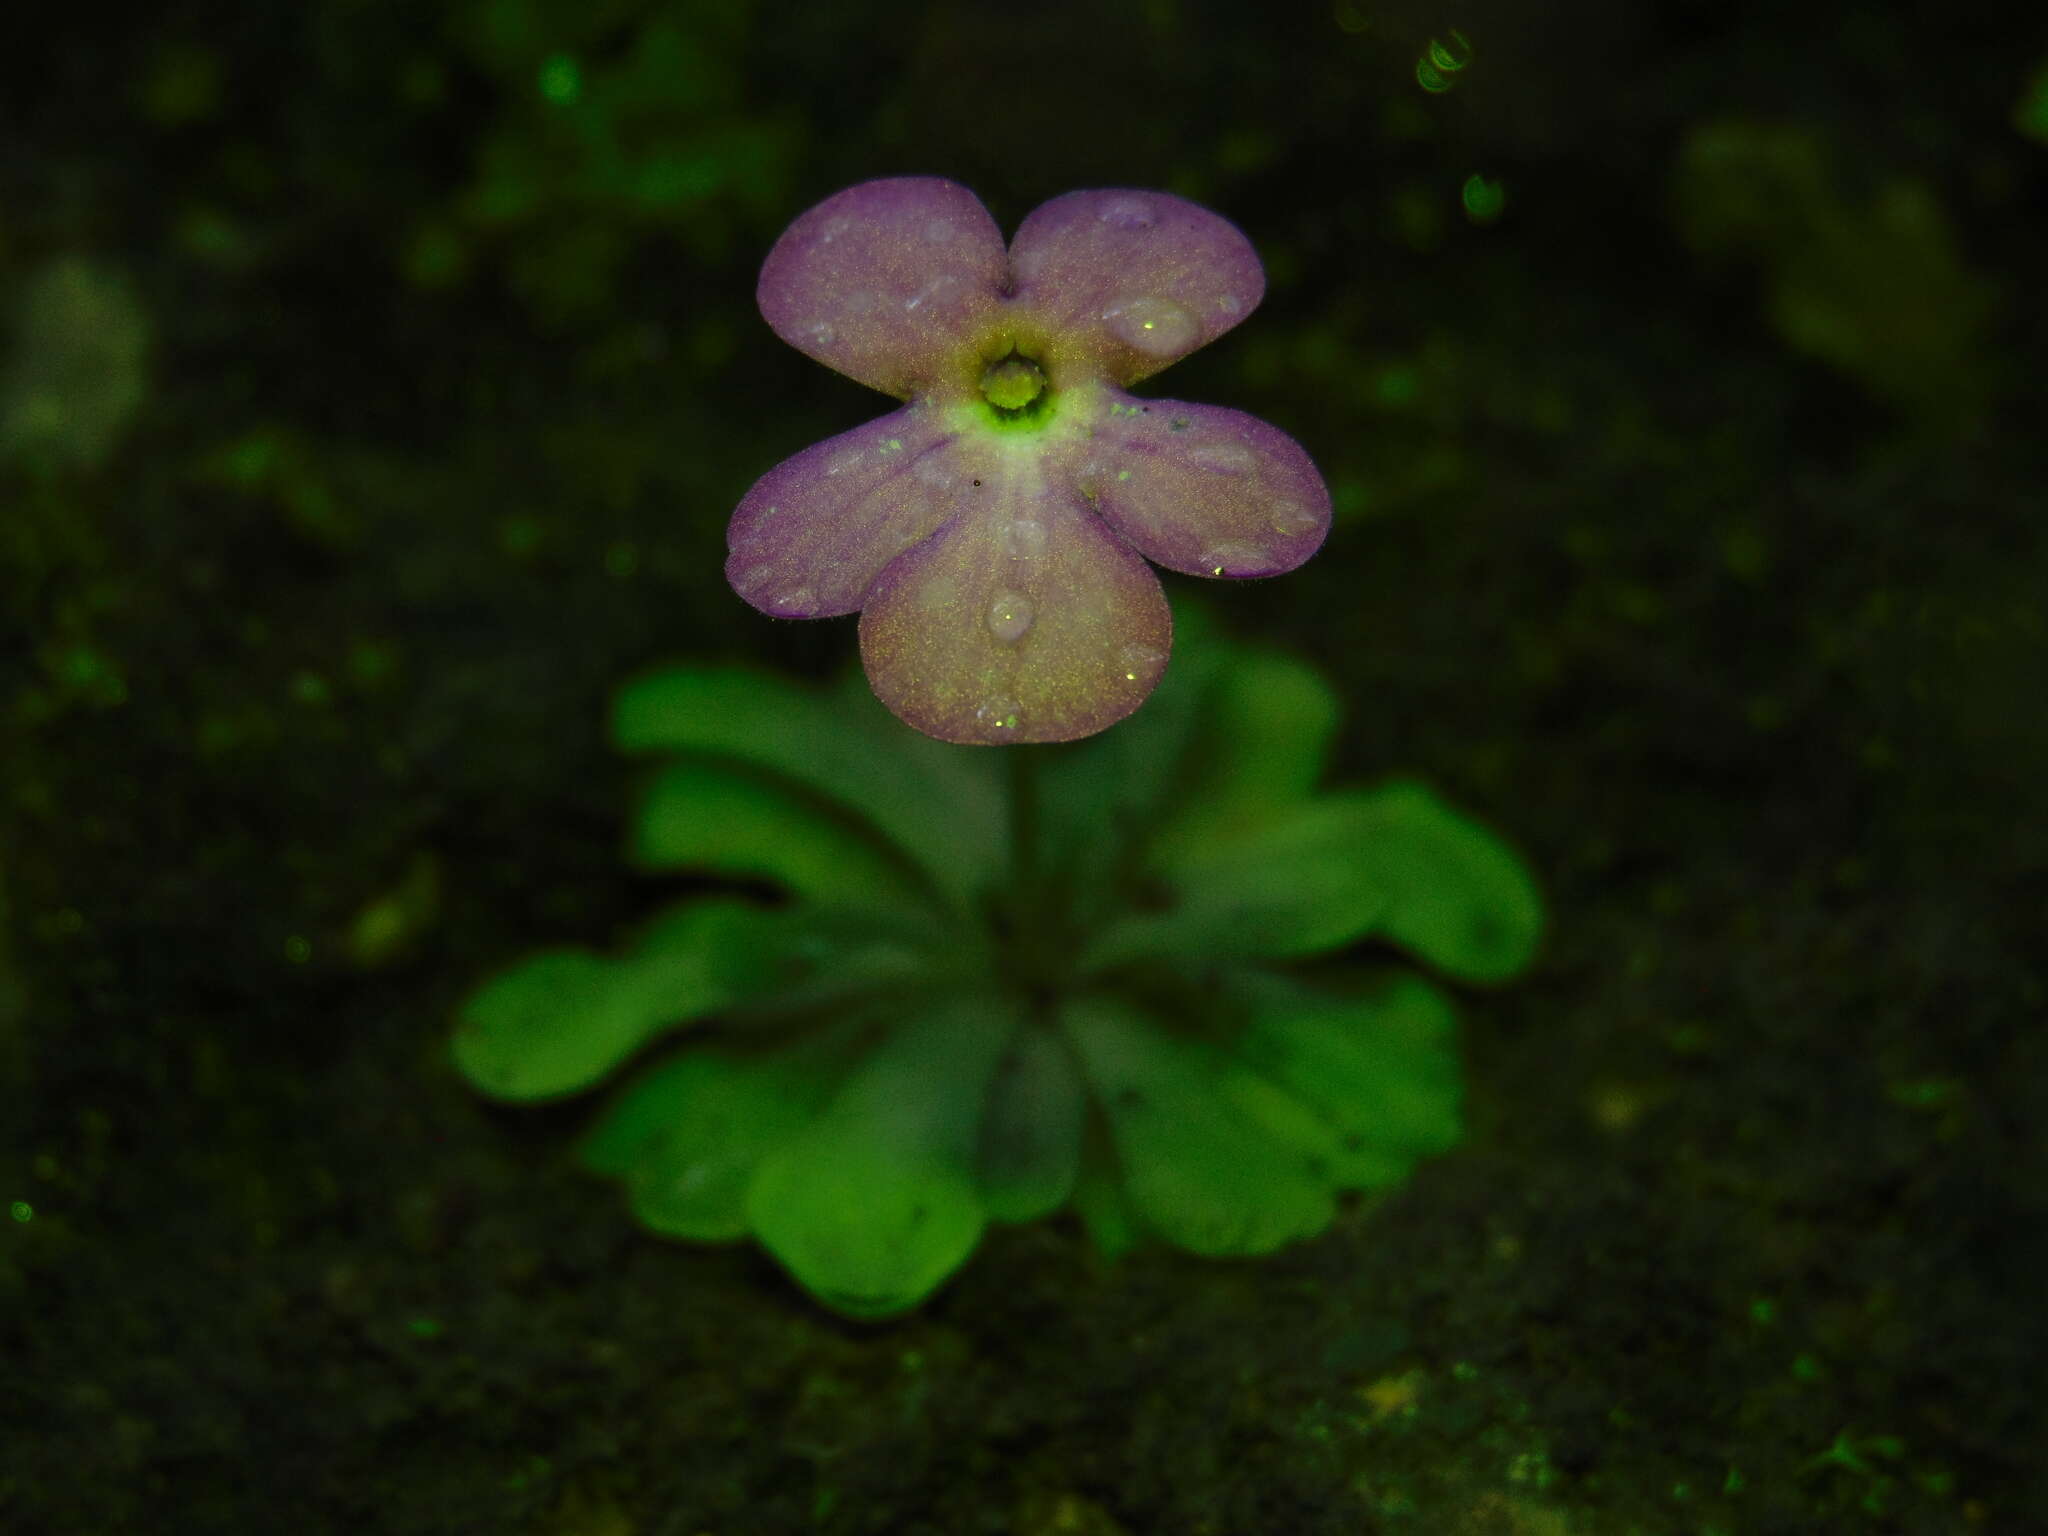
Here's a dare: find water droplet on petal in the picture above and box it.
[986,591,1035,644]
[1217,293,1244,316]
[818,216,853,245]
[1189,441,1256,475]
[1269,499,1320,536]
[1000,517,1049,560]
[1118,643,1167,683]
[1103,296,1198,356]
[975,696,1022,732]
[803,321,837,346]
[1199,542,1270,577]
[1098,197,1156,229]
[770,585,816,615]
[903,273,961,313]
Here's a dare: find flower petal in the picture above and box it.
[858,478,1173,745]
[757,177,1008,397]
[726,403,963,618]
[1075,392,1331,579]
[1008,190,1264,383]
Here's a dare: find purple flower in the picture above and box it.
[726,177,1331,744]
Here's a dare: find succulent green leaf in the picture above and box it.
[580,1026,861,1241]
[975,1020,1085,1223]
[1155,646,1342,845]
[1096,779,1542,979]
[1228,971,1463,1185]
[1060,994,1334,1256]
[612,664,1002,906]
[1070,1150,1143,1259]
[746,991,1022,1317]
[631,757,929,916]
[453,898,792,1101]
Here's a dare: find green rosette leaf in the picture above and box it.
[974,1020,1085,1224]
[612,664,1002,907]
[630,757,930,917]
[1059,994,1335,1256]
[746,990,1024,1317]
[1157,646,1341,842]
[1093,779,1542,981]
[580,1024,864,1241]
[1227,969,1464,1185]
[453,898,796,1102]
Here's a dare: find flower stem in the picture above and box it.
[1007,744,1040,896]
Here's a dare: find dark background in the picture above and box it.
[5,1,2045,1531]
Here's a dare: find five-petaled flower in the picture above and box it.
[726,177,1332,744]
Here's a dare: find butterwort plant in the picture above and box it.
[453,181,1542,1317]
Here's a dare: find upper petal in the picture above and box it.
[1075,391,1331,578]
[757,178,1009,397]
[1008,190,1264,384]
[857,466,1172,745]
[726,403,963,618]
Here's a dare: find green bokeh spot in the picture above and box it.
[2017,65,2048,143]
[1462,174,1506,224]
[538,53,581,106]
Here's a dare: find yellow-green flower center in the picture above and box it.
[979,355,1047,412]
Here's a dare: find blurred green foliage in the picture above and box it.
[1,257,150,471]
[425,0,797,317]
[1671,119,1991,424]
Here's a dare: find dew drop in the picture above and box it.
[1118,643,1167,683]
[1102,296,1198,356]
[975,696,1022,732]
[770,585,816,614]
[1199,542,1270,577]
[1000,517,1049,560]
[986,591,1035,645]
[803,321,837,346]
[1269,499,1320,536]
[823,443,866,477]
[1098,197,1156,230]
[903,273,961,313]
[1189,441,1256,475]
[817,216,853,244]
